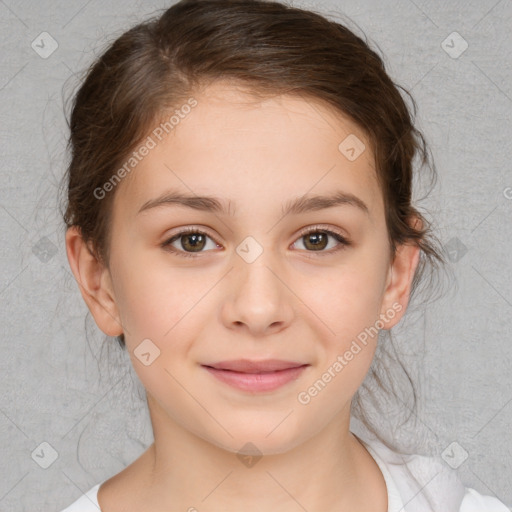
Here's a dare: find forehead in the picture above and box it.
[114,81,383,221]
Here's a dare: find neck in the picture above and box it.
[134,394,387,512]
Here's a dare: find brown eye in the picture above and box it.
[302,232,328,251]
[293,227,351,256]
[179,233,207,252]
[162,228,220,258]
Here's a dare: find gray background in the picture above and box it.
[0,0,511,510]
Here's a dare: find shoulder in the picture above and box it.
[392,451,510,512]
[58,483,101,512]
[355,432,510,512]
[399,453,510,511]
[459,487,511,512]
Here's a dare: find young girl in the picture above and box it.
[59,0,510,510]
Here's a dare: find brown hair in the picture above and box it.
[62,0,447,461]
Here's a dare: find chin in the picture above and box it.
[204,424,307,458]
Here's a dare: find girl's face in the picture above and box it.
[80,82,417,455]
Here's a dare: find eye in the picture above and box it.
[161,227,221,258]
[161,225,351,259]
[292,225,351,256]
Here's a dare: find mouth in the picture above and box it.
[201,359,310,392]
[203,359,308,373]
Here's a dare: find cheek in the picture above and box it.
[115,260,206,397]
[294,267,384,412]
[301,256,386,345]
[293,253,388,403]
[109,246,179,339]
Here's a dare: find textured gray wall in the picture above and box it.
[0,0,511,510]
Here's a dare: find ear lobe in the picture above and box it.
[65,226,124,337]
[379,219,422,330]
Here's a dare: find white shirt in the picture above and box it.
[59,433,510,511]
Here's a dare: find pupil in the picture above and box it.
[184,234,204,251]
[306,232,327,250]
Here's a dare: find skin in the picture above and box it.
[66,81,420,512]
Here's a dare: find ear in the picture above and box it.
[378,216,422,330]
[65,226,124,337]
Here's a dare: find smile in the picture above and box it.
[201,364,309,393]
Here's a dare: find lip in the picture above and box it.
[204,359,307,373]
[201,359,309,393]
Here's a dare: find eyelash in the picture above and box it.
[161,225,351,259]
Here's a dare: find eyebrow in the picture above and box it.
[137,188,370,217]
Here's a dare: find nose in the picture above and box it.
[220,251,295,337]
